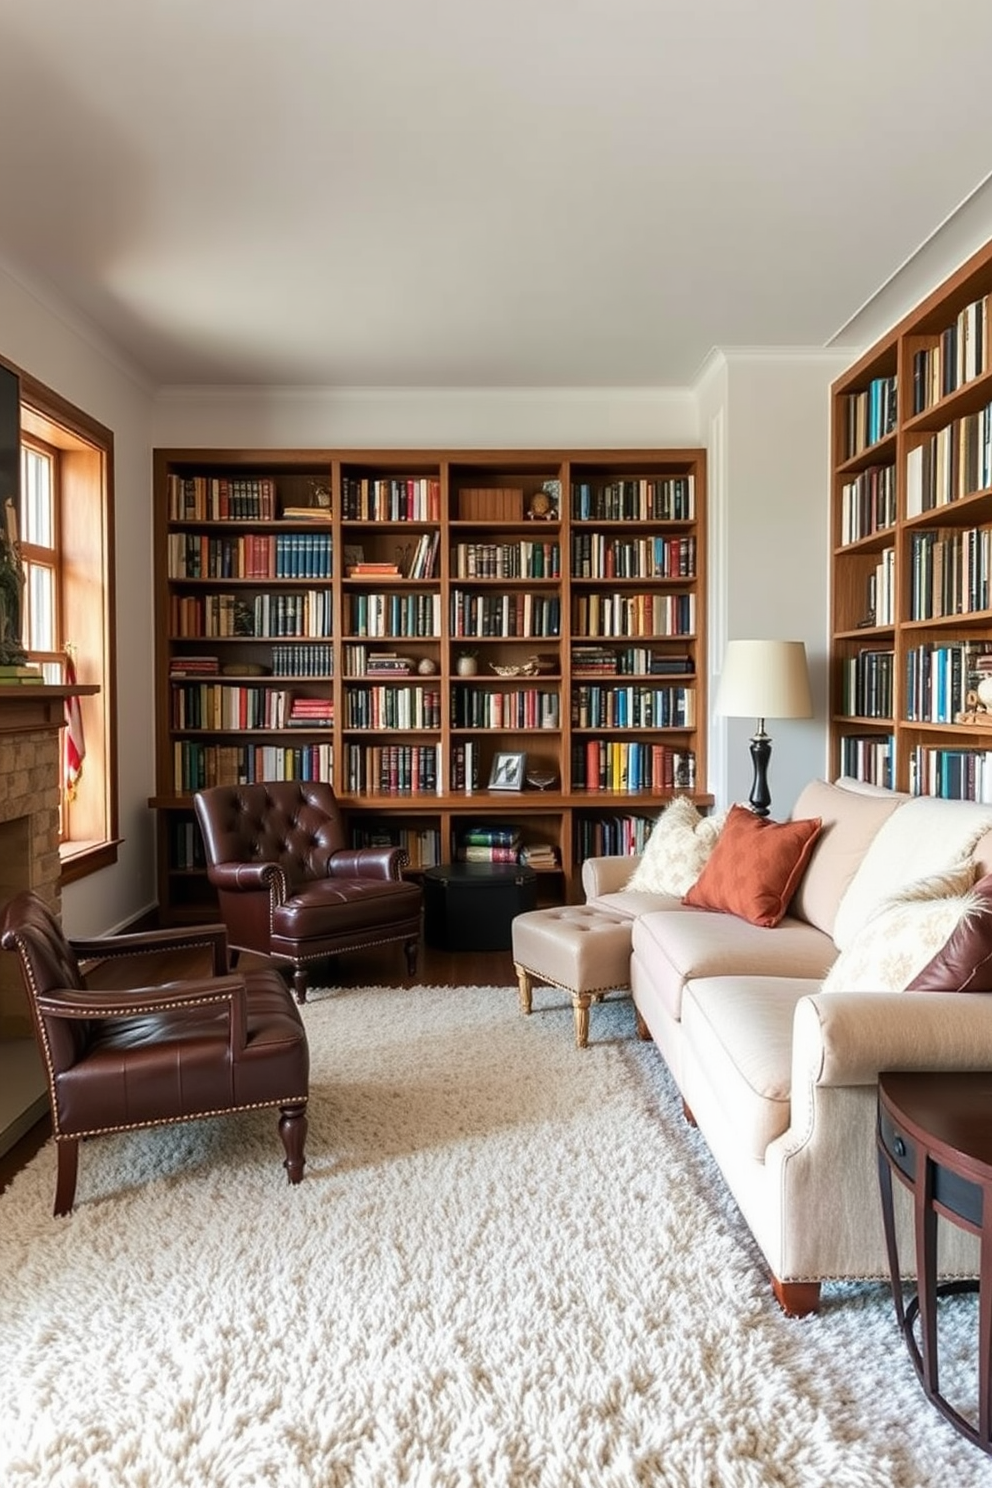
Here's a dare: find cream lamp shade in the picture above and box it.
[715,640,813,816]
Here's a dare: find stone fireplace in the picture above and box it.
[0,689,74,1153]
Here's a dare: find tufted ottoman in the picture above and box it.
[511,904,633,1048]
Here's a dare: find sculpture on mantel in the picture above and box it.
[0,497,27,667]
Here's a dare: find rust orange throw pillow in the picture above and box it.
[682,804,822,927]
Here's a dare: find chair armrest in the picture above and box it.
[581,855,636,900]
[328,846,408,881]
[206,861,287,899]
[71,923,230,975]
[793,991,992,1089]
[37,975,249,1055]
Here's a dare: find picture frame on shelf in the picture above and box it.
[489,751,526,792]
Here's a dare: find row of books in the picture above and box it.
[838,734,893,791]
[572,813,657,860]
[168,474,279,522]
[571,684,695,730]
[449,591,561,639]
[450,688,560,731]
[346,592,442,640]
[167,531,333,581]
[839,463,896,545]
[572,592,695,640]
[842,375,898,459]
[909,526,992,620]
[348,824,442,870]
[169,646,334,679]
[911,293,991,414]
[864,547,895,627]
[839,649,895,720]
[171,817,207,871]
[570,741,696,793]
[571,646,693,676]
[570,533,696,581]
[172,741,333,792]
[342,685,443,730]
[342,743,441,796]
[450,540,561,580]
[570,477,695,522]
[341,476,442,522]
[905,642,992,724]
[910,746,992,804]
[341,646,417,676]
[171,684,333,732]
[170,591,333,640]
[905,403,992,516]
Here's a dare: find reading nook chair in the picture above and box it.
[0,891,309,1216]
[193,780,422,1002]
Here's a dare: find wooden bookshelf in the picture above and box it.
[151,447,709,920]
[830,237,992,798]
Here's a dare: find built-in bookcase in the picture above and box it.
[152,447,708,921]
[830,237,992,799]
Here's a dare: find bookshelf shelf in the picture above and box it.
[152,446,708,919]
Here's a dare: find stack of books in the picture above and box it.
[0,663,43,685]
[519,841,559,870]
[457,824,521,863]
[287,695,334,727]
[365,652,415,676]
[347,561,400,577]
[169,655,220,678]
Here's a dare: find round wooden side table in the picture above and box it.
[877,1070,992,1454]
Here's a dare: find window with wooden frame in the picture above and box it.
[18,373,118,880]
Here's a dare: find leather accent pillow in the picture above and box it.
[681,804,822,928]
[906,871,992,991]
[625,796,726,897]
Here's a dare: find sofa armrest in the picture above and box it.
[581,855,637,900]
[793,991,992,1090]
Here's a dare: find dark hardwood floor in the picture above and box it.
[0,938,517,1197]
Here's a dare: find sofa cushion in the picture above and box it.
[586,887,683,920]
[832,796,992,951]
[631,907,836,1026]
[822,863,978,993]
[682,805,822,927]
[625,796,725,896]
[787,779,907,937]
[681,976,817,1162]
[907,871,992,991]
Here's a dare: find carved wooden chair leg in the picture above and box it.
[53,1137,79,1217]
[278,1103,308,1184]
[292,965,309,1004]
[404,938,419,976]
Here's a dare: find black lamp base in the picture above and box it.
[748,731,772,818]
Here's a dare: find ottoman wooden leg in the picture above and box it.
[572,992,593,1049]
[515,964,533,1015]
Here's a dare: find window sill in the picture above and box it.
[59,838,121,885]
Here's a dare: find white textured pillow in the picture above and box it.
[822,862,978,993]
[832,796,992,950]
[626,797,725,896]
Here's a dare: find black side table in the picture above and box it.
[423,862,538,952]
[877,1070,992,1453]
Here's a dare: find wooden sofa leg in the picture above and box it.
[681,1099,697,1127]
[53,1137,79,1217]
[634,1007,651,1042]
[279,1102,308,1184]
[771,1275,821,1317]
[292,966,308,1004]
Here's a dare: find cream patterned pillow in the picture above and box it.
[822,862,978,993]
[626,797,726,896]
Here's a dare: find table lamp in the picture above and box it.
[715,639,813,817]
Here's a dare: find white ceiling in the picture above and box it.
[2,1,992,390]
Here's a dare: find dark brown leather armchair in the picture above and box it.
[0,891,309,1216]
[193,780,422,1002]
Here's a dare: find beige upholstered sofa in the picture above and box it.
[582,778,992,1314]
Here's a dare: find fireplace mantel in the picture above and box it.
[0,681,99,1154]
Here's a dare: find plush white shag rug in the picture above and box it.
[0,982,988,1487]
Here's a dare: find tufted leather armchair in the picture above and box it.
[193,780,422,1002]
[0,891,309,1216]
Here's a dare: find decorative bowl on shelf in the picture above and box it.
[491,663,525,678]
[525,768,558,792]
